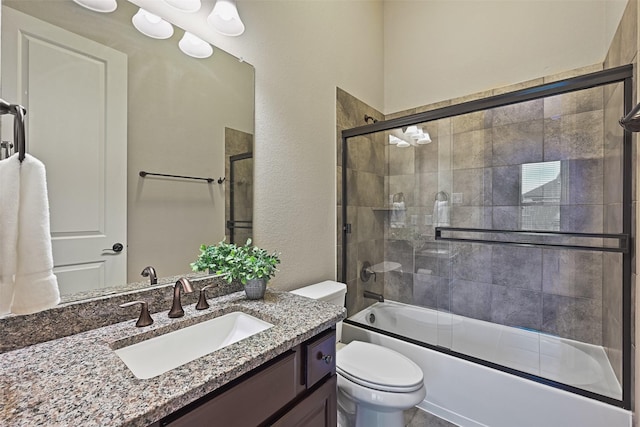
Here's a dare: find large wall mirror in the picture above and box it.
[0,0,254,307]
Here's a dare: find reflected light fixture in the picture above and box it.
[389,135,410,148]
[404,125,419,138]
[404,125,432,144]
[164,0,202,13]
[417,132,432,144]
[208,0,245,36]
[179,32,213,58]
[132,9,174,39]
[72,0,117,13]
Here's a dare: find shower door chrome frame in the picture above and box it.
[341,64,634,409]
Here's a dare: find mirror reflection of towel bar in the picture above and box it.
[139,170,214,183]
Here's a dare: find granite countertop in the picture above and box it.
[0,290,346,427]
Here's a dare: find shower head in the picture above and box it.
[364,114,378,124]
[619,102,640,132]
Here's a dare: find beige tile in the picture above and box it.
[415,99,453,114]
[386,107,417,121]
[453,168,487,206]
[451,89,493,106]
[415,172,439,207]
[492,99,543,126]
[492,120,544,167]
[544,110,604,161]
[452,129,486,170]
[388,141,415,176]
[336,87,383,130]
[544,63,603,84]
[493,77,545,96]
[389,174,415,207]
[544,86,603,118]
[452,110,486,134]
[620,0,638,65]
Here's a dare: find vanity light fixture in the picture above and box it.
[72,0,117,13]
[179,32,213,58]
[165,0,202,13]
[208,0,245,36]
[132,8,174,39]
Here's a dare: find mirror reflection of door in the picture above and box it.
[1,7,127,296]
[225,128,253,245]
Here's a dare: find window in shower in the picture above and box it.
[341,65,633,408]
[520,161,561,231]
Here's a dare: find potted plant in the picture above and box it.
[191,239,280,299]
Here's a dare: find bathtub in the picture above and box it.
[342,301,631,427]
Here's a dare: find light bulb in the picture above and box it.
[132,9,174,39]
[179,32,213,58]
[208,0,245,36]
[164,0,202,13]
[72,0,117,13]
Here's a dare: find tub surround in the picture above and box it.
[0,290,345,426]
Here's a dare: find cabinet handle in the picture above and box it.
[319,353,332,365]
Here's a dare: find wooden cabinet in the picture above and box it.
[270,376,337,427]
[156,328,337,427]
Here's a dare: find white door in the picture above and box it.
[1,7,127,296]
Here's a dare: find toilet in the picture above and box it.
[290,281,426,427]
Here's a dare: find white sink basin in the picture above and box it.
[114,311,273,379]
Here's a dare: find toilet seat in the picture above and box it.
[336,341,424,393]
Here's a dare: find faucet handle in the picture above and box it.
[120,300,154,327]
[196,284,215,310]
[141,266,157,285]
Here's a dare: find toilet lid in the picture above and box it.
[336,341,424,393]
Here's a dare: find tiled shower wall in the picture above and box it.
[602,0,638,387]
[336,88,385,314]
[337,64,633,347]
[383,81,609,346]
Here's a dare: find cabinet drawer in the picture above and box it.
[164,352,298,427]
[305,330,336,388]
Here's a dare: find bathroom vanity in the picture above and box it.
[0,290,345,426]
[155,329,337,426]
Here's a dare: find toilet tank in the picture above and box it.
[290,280,347,306]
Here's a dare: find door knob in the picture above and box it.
[103,243,124,253]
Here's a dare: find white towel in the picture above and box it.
[433,200,450,227]
[390,201,406,228]
[0,154,20,314]
[0,153,59,315]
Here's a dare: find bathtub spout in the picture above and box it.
[363,290,384,302]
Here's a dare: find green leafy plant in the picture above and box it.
[191,239,280,285]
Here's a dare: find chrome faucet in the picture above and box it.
[168,278,194,318]
[363,290,384,303]
[141,266,157,285]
